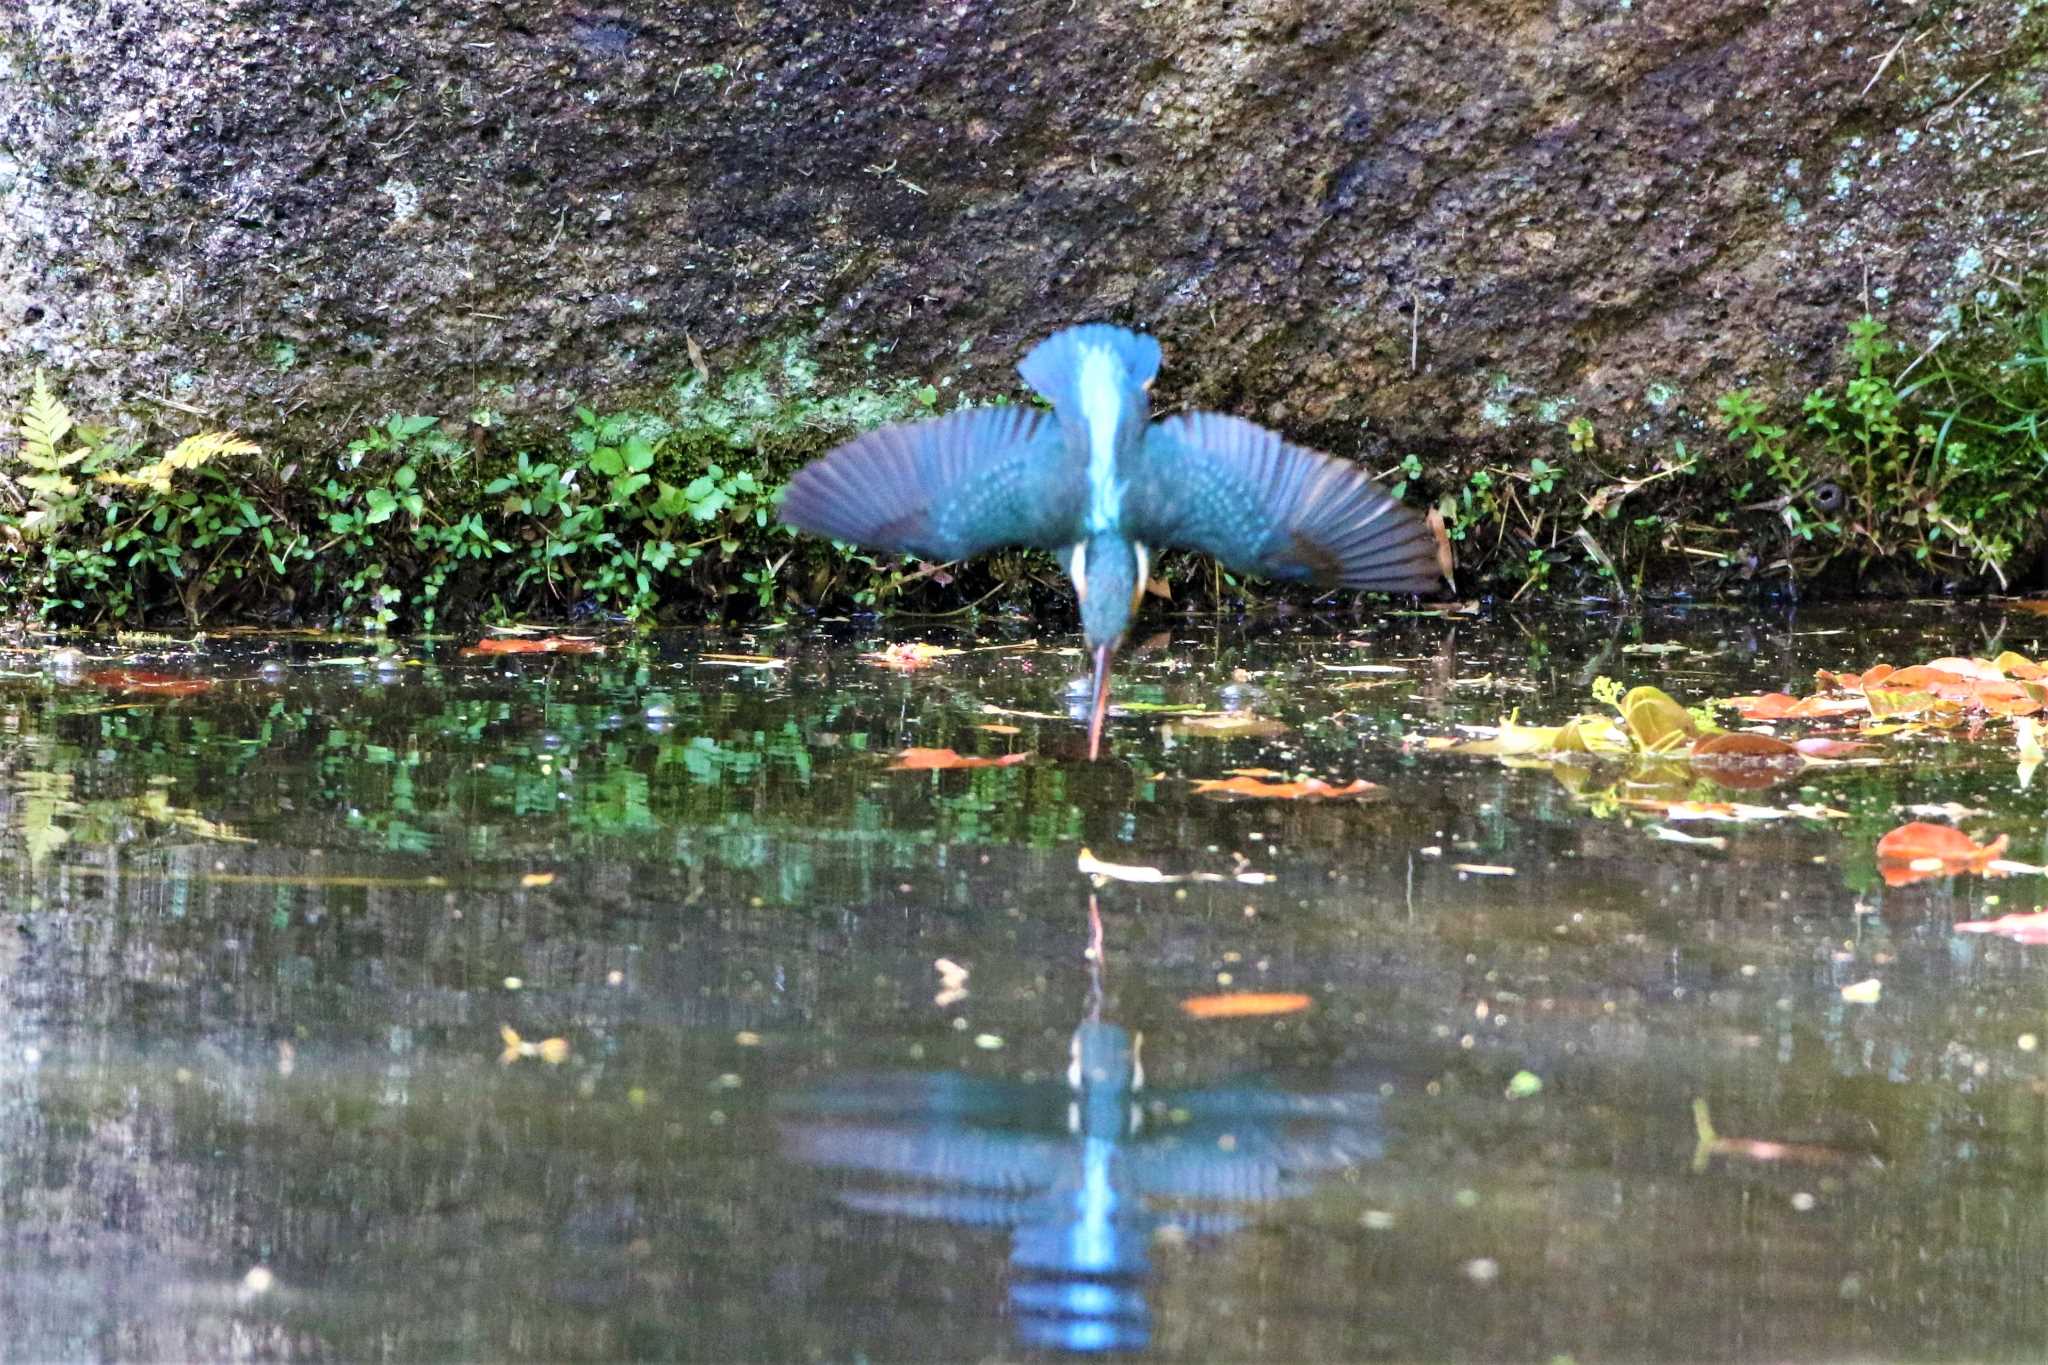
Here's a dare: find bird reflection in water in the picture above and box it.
[778,898,1394,1353]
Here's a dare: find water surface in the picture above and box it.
[2,603,2043,1361]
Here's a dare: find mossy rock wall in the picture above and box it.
[2,0,2045,599]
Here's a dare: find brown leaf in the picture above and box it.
[888,747,1029,771]
[86,669,214,696]
[1792,737,1877,759]
[1690,731,1801,761]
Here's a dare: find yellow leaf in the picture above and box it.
[1620,685,1695,752]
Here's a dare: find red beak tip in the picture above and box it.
[1085,644,1114,761]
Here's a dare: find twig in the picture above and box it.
[1409,289,1420,373]
[1928,72,1992,126]
[1860,29,1918,98]
[133,392,215,419]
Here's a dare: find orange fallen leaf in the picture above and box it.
[1994,650,2048,681]
[1817,663,1895,691]
[1921,656,2007,682]
[1191,775,1380,800]
[498,1025,571,1065]
[1875,821,2011,886]
[1737,692,1867,721]
[1180,992,1312,1020]
[86,669,215,696]
[464,636,603,656]
[889,747,1029,771]
[1953,909,2048,945]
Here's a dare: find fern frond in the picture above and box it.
[164,431,261,470]
[20,370,74,462]
[95,430,260,496]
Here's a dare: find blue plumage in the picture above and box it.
[778,324,1442,756]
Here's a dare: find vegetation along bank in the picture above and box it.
[4,291,2046,630]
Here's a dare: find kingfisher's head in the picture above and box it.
[1069,533,1149,760]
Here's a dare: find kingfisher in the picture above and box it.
[778,324,1442,758]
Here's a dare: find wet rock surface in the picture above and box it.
[2,1,2042,455]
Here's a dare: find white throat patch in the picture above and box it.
[1074,346,1125,532]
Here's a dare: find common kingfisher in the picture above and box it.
[778,324,1442,757]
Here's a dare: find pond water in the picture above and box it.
[1,602,2043,1362]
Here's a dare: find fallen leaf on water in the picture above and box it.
[1166,713,1291,739]
[86,669,215,696]
[1317,662,1408,674]
[697,653,786,669]
[934,957,970,1007]
[520,871,556,888]
[1875,821,2010,885]
[499,1025,571,1065]
[1620,685,1696,752]
[1191,774,1379,801]
[1690,731,1802,762]
[1953,910,2048,945]
[1839,978,1883,1004]
[980,702,1067,721]
[464,636,603,656]
[1792,737,1878,759]
[1738,692,1867,721]
[1995,650,2048,681]
[1455,863,1517,877]
[1077,847,1273,886]
[1692,1098,1865,1172]
[1651,826,1729,849]
[1180,992,1312,1019]
[1817,663,1895,691]
[974,723,1022,735]
[1866,687,1940,720]
[864,642,960,670]
[1631,800,1793,823]
[889,747,1029,771]
[2019,715,2044,789]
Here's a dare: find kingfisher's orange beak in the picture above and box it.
[1086,644,1113,761]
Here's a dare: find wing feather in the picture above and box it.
[778,406,1080,560]
[1130,413,1440,593]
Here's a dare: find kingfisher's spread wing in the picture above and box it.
[778,406,1081,560]
[1129,413,1441,593]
